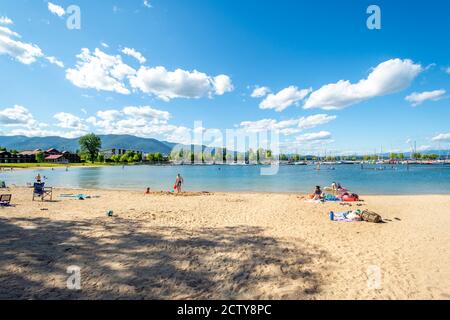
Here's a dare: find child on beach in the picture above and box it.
[175,174,184,193]
[145,187,151,194]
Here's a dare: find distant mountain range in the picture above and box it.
[0,135,178,154]
[0,135,448,157]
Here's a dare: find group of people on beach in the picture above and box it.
[312,182,343,200]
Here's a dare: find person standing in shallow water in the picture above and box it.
[175,174,184,193]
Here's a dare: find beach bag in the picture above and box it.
[361,210,382,223]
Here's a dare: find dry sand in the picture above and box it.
[0,187,449,300]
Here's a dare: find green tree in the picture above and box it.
[120,154,129,163]
[111,155,120,163]
[79,133,102,162]
[146,153,155,162]
[36,151,45,163]
[133,153,142,162]
[97,153,105,163]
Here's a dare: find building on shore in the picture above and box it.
[0,148,80,164]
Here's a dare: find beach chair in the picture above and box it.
[0,194,11,206]
[32,183,53,202]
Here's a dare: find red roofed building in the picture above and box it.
[44,154,69,164]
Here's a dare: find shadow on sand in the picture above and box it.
[0,217,328,299]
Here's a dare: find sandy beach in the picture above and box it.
[0,187,449,300]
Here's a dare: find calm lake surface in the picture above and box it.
[1,164,450,194]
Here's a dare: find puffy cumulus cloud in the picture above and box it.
[212,75,234,95]
[239,114,336,136]
[0,105,36,126]
[0,16,13,25]
[46,56,64,68]
[86,106,176,137]
[405,89,446,106]
[295,131,332,142]
[66,48,136,95]
[143,1,152,8]
[260,86,312,112]
[298,114,337,129]
[0,25,44,64]
[48,2,66,17]
[53,112,88,131]
[304,59,423,110]
[251,86,270,98]
[129,66,233,101]
[122,106,170,122]
[121,47,146,64]
[0,106,83,138]
[432,133,450,142]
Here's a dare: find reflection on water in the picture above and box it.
[1,164,449,194]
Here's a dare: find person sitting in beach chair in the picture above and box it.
[0,194,12,206]
[32,182,53,202]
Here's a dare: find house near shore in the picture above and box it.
[0,148,80,164]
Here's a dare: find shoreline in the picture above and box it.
[4,185,450,197]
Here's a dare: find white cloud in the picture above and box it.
[0,25,44,64]
[143,1,152,8]
[54,112,87,130]
[298,114,337,129]
[239,114,336,136]
[304,58,423,110]
[260,86,312,112]
[0,105,36,126]
[48,2,66,17]
[87,106,176,137]
[212,75,234,95]
[0,16,13,25]
[129,66,234,101]
[46,56,64,68]
[296,131,332,142]
[405,89,446,106]
[66,48,136,95]
[432,133,450,142]
[101,42,109,48]
[251,86,270,98]
[121,47,147,64]
[446,67,450,74]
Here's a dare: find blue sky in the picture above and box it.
[0,0,449,155]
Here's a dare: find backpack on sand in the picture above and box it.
[361,210,382,223]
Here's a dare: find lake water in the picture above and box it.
[1,164,450,194]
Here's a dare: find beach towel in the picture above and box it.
[331,211,361,222]
[59,194,91,200]
[324,194,340,202]
[304,199,323,204]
